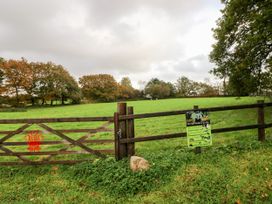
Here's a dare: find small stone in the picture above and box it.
[130,156,150,172]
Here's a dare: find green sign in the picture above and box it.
[186,110,212,148]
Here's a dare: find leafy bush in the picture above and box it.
[63,149,195,197]
[62,141,272,197]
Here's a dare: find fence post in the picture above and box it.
[114,112,120,160]
[127,106,135,157]
[117,102,128,159]
[257,100,265,141]
[194,105,201,154]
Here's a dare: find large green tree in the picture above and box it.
[79,74,118,102]
[118,77,136,100]
[36,62,81,105]
[175,76,193,97]
[144,78,174,99]
[210,0,272,96]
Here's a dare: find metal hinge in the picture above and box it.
[117,129,122,139]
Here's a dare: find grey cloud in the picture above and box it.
[0,0,222,86]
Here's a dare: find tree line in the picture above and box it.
[0,58,80,106]
[0,58,220,107]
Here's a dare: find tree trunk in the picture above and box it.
[50,100,53,106]
[223,77,226,96]
[15,87,19,107]
[31,97,35,106]
[61,96,65,105]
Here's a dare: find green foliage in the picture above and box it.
[144,78,175,99]
[176,76,219,97]
[64,152,191,197]
[176,76,192,96]
[118,77,138,100]
[1,140,272,203]
[210,0,272,96]
[79,74,118,102]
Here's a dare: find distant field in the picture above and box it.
[0,96,272,203]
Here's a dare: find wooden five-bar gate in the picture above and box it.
[0,116,114,165]
[0,100,271,165]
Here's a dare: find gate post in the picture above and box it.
[114,112,120,160]
[257,100,265,141]
[127,106,135,157]
[194,105,201,154]
[116,102,128,160]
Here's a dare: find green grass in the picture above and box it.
[0,96,272,203]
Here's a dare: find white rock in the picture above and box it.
[130,156,150,172]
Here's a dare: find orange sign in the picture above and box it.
[26,131,43,152]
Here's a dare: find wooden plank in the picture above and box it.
[118,103,128,159]
[120,123,272,144]
[3,139,114,146]
[0,159,90,166]
[38,124,106,158]
[0,149,114,156]
[120,132,186,143]
[119,102,272,120]
[0,117,113,124]
[212,124,260,133]
[0,127,112,135]
[257,100,265,141]
[114,112,120,160]
[127,106,135,156]
[0,150,81,156]
[266,123,272,128]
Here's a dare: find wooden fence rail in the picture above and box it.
[115,100,272,160]
[0,116,113,124]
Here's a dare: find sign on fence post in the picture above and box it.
[186,110,212,148]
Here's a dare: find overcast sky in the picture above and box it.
[0,0,223,89]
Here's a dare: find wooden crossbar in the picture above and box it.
[0,149,114,156]
[0,160,90,166]
[0,127,112,134]
[3,139,114,146]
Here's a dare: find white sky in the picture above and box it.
[0,0,223,89]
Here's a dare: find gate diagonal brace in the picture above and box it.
[41,134,94,162]
[40,121,112,161]
[38,123,106,159]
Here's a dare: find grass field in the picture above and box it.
[0,97,272,203]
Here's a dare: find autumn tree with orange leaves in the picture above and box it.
[0,58,32,105]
